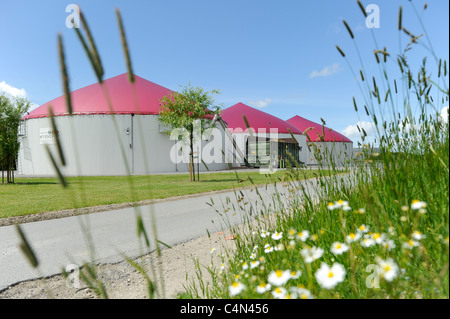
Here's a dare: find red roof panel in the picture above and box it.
[221,103,303,135]
[286,115,352,143]
[23,73,174,119]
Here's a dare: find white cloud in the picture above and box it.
[0,81,27,99]
[0,81,39,110]
[309,63,342,78]
[441,106,449,123]
[247,98,272,109]
[341,121,378,145]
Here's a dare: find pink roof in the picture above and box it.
[23,73,174,119]
[221,102,303,135]
[287,115,352,143]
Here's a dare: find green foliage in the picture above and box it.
[184,1,449,299]
[158,84,221,134]
[158,84,222,181]
[0,95,30,183]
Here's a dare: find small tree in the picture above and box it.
[0,95,30,183]
[158,84,221,182]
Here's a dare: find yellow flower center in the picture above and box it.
[384,266,391,272]
[338,200,344,205]
[373,233,381,239]
[359,226,365,231]
[232,282,239,288]
[412,199,420,204]
[350,233,356,239]
[301,293,308,299]
[328,272,334,278]
[276,270,283,277]
[336,244,341,249]
[275,287,281,293]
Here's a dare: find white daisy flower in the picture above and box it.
[382,239,396,251]
[274,243,284,251]
[315,262,346,290]
[334,200,349,209]
[242,262,249,270]
[271,287,287,299]
[412,231,426,241]
[229,282,246,297]
[402,239,420,249]
[296,230,310,242]
[330,242,349,255]
[210,247,216,254]
[250,260,260,269]
[271,231,283,240]
[300,246,324,263]
[361,236,376,248]
[377,258,399,282]
[264,244,274,253]
[260,230,270,238]
[342,204,352,212]
[346,232,362,243]
[289,270,302,280]
[296,288,314,299]
[268,270,291,286]
[358,224,370,233]
[250,253,257,260]
[288,228,297,239]
[411,200,427,211]
[255,283,271,294]
[372,233,387,244]
[327,202,336,211]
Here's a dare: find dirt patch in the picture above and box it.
[0,229,238,299]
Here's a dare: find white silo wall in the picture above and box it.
[18,114,228,176]
[305,142,353,167]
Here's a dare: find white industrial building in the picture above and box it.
[221,103,308,168]
[286,115,353,166]
[18,73,228,176]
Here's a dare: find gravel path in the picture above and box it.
[0,220,237,299]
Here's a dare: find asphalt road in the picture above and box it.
[1,179,324,291]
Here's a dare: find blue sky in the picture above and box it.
[1,0,448,145]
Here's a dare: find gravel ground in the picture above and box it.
[0,219,237,299]
[0,198,244,299]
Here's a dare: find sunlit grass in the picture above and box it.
[0,169,331,218]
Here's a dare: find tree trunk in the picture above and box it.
[189,129,195,182]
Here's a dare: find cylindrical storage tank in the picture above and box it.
[18,73,228,176]
[286,115,353,167]
[221,103,307,168]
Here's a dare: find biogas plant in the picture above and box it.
[18,74,352,176]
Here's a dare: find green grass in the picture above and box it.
[0,169,330,218]
[181,2,449,300]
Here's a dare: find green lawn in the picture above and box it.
[0,169,327,218]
